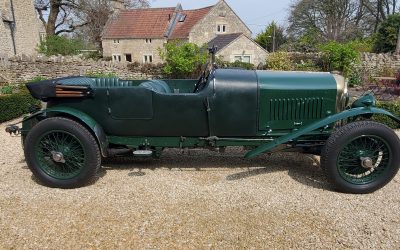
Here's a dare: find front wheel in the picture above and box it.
[321,121,400,194]
[24,117,101,188]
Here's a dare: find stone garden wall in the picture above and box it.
[0,55,161,84]
[359,53,400,75]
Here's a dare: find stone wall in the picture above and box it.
[189,1,252,46]
[359,53,400,75]
[1,52,399,85]
[0,56,160,84]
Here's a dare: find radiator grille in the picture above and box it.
[268,98,324,121]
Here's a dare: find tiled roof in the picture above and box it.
[208,33,243,51]
[102,5,213,39]
[102,8,176,39]
[169,6,213,39]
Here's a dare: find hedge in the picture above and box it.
[0,88,40,123]
[374,101,400,129]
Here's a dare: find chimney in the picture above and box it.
[111,0,125,11]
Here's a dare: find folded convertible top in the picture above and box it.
[26,76,95,101]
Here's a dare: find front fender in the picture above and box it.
[245,107,400,159]
[23,107,108,157]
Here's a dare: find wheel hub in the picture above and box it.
[360,157,374,169]
[51,151,66,163]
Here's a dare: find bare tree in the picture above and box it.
[362,0,399,31]
[287,0,397,41]
[75,0,149,49]
[35,0,149,36]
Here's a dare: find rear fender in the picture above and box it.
[245,107,400,158]
[23,107,108,157]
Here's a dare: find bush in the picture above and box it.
[347,39,374,53]
[83,51,102,60]
[373,13,400,53]
[159,42,208,79]
[293,59,321,72]
[348,67,364,87]
[28,76,48,83]
[266,52,293,71]
[85,71,117,78]
[373,101,400,128]
[0,87,40,123]
[38,35,85,56]
[319,41,359,77]
[215,58,255,70]
[1,86,13,95]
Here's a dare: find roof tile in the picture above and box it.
[102,6,213,39]
[102,8,175,39]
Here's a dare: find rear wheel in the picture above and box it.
[321,121,400,194]
[24,117,101,188]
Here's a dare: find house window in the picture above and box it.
[217,24,227,33]
[125,54,132,62]
[39,32,46,42]
[234,55,251,63]
[145,39,152,44]
[113,54,122,62]
[143,55,153,63]
[113,39,120,44]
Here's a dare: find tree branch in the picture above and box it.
[55,22,88,35]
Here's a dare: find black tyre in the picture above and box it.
[24,117,101,188]
[321,121,400,194]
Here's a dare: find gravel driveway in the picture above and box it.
[1,119,399,249]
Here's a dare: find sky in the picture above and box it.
[150,0,292,36]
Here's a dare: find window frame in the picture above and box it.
[233,55,252,63]
[112,54,122,62]
[143,54,153,63]
[217,24,227,34]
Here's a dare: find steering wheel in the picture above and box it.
[193,62,209,93]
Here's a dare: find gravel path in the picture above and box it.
[1,119,399,249]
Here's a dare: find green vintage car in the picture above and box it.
[6,66,400,193]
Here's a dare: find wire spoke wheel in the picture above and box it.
[36,131,86,180]
[24,117,101,188]
[321,121,400,194]
[337,136,391,185]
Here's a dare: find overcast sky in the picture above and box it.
[150,0,292,36]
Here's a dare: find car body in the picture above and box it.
[8,67,400,193]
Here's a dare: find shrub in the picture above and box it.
[85,71,117,78]
[348,67,364,87]
[319,41,359,77]
[0,87,40,123]
[28,76,48,83]
[38,35,85,56]
[83,51,102,60]
[266,52,293,71]
[293,59,321,72]
[347,39,374,53]
[216,58,255,70]
[159,42,208,79]
[373,13,400,53]
[1,86,13,95]
[373,101,400,128]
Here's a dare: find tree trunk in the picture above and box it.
[46,0,62,35]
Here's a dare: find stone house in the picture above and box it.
[0,0,44,60]
[102,0,268,65]
[208,33,268,66]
